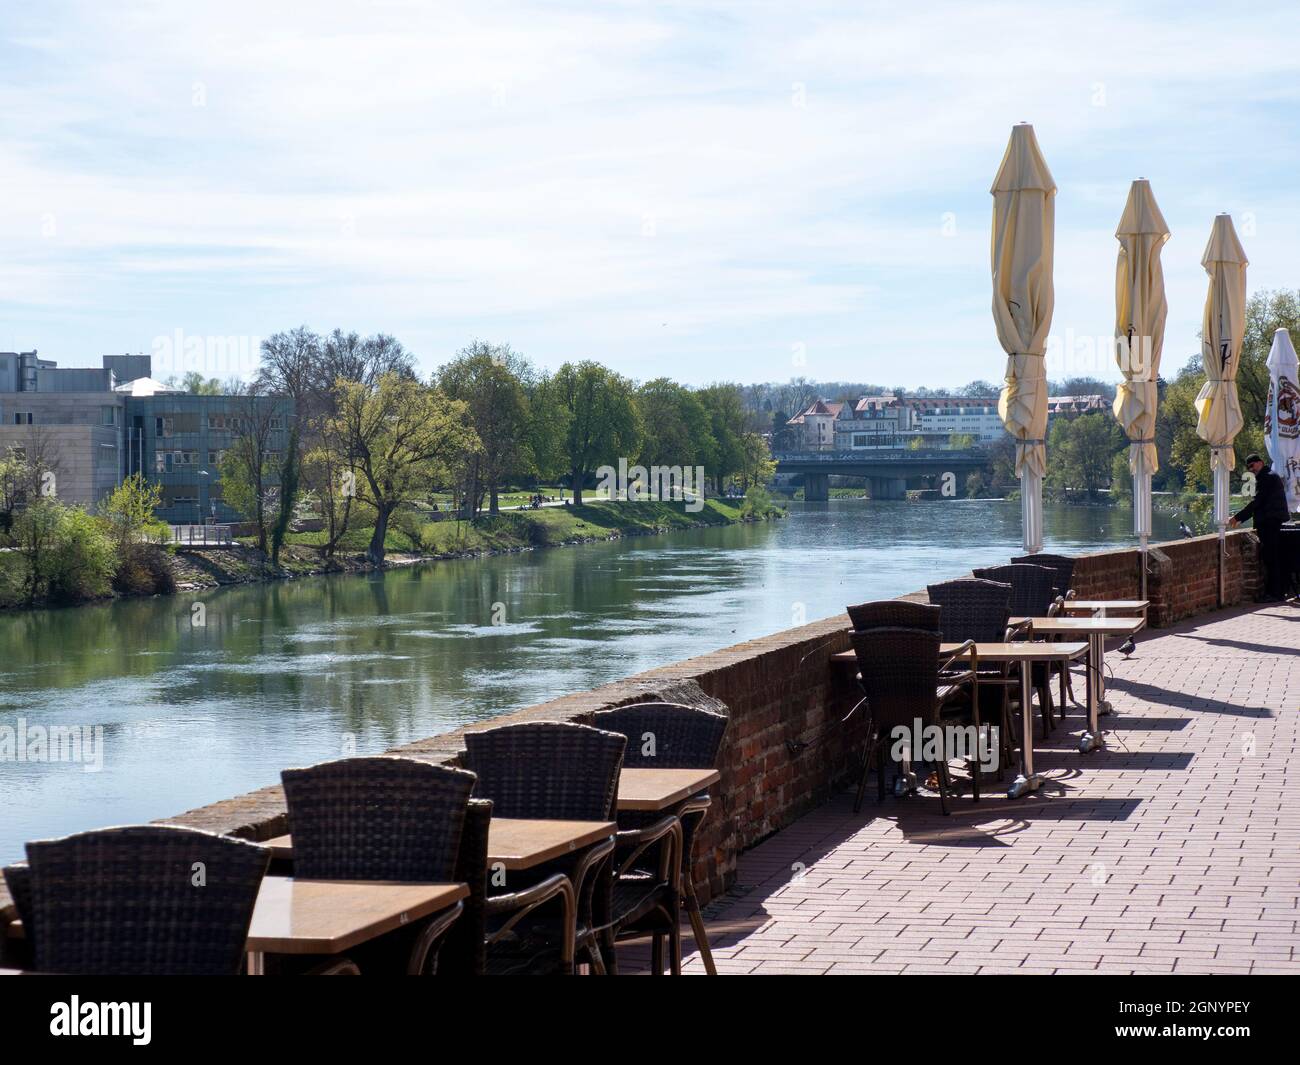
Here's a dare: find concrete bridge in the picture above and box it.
[773,449,990,501]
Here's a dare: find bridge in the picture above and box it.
[772,449,990,501]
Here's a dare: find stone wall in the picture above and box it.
[0,530,1266,936]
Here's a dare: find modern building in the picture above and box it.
[0,352,290,524]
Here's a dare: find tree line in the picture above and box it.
[227,330,777,565]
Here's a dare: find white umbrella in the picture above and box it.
[991,124,1055,554]
[1194,213,1248,603]
[1112,179,1169,598]
[1265,327,1300,512]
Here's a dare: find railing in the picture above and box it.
[167,524,234,548]
[772,449,987,464]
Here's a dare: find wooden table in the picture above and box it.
[1010,615,1146,753]
[617,768,720,812]
[1060,599,1148,618]
[264,818,617,872]
[244,876,467,974]
[833,642,1088,798]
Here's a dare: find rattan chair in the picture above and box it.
[846,627,978,814]
[593,701,727,975]
[973,563,1060,732]
[462,721,628,974]
[1011,552,1080,711]
[847,600,941,631]
[17,825,268,975]
[281,756,476,974]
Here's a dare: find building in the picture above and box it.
[0,351,290,524]
[902,396,1004,443]
[1047,394,1108,417]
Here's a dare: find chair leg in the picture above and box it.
[1038,680,1052,738]
[683,876,717,975]
[935,756,951,816]
[669,907,682,976]
[602,929,618,976]
[588,940,607,976]
[650,933,664,975]
[854,730,877,814]
[1057,662,1069,719]
[877,732,888,803]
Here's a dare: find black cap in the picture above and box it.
[1244,453,1264,465]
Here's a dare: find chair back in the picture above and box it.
[849,627,942,733]
[282,756,476,882]
[437,798,492,976]
[24,825,267,975]
[846,600,940,632]
[592,702,727,769]
[972,563,1057,618]
[1011,552,1075,599]
[926,577,1012,642]
[462,721,626,820]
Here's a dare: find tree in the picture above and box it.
[9,500,114,605]
[330,373,479,565]
[99,473,165,551]
[736,432,776,492]
[270,423,300,565]
[219,388,283,553]
[697,383,748,491]
[546,362,641,504]
[257,326,325,420]
[0,430,61,533]
[319,330,416,394]
[635,378,717,475]
[437,342,534,514]
[948,433,977,449]
[1047,412,1125,498]
[957,380,1000,398]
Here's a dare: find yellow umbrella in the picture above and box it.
[1113,179,1170,590]
[1194,214,1248,535]
[991,123,1055,554]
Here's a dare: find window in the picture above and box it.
[208,450,224,465]
[269,416,284,430]
[101,406,117,426]
[13,412,33,425]
[155,416,173,437]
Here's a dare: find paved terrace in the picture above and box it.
[657,603,1299,974]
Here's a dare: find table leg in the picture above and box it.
[1079,637,1106,754]
[1007,658,1043,798]
[247,950,264,976]
[1097,633,1114,716]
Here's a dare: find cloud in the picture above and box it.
[1,0,1298,387]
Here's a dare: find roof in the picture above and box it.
[112,377,184,397]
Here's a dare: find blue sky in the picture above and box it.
[2,0,1299,388]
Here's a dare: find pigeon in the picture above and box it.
[1179,522,1194,538]
[1119,635,1136,657]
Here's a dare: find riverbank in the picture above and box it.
[3,497,782,605]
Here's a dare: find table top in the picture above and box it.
[834,641,1088,666]
[245,876,468,955]
[617,767,721,812]
[264,817,617,872]
[1060,600,1149,613]
[1011,616,1145,636]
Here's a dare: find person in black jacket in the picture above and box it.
[1229,454,1293,600]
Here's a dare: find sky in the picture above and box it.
[2,0,1299,390]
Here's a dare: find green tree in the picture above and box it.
[219,390,282,554]
[270,423,301,566]
[10,500,115,605]
[437,342,534,514]
[636,378,717,473]
[1047,412,1125,498]
[330,373,479,565]
[99,473,166,550]
[697,383,748,491]
[546,362,641,504]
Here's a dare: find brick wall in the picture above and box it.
[0,530,1267,934]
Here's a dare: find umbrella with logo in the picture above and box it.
[1265,327,1300,512]
[1113,179,1170,598]
[991,123,1056,555]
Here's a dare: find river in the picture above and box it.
[0,498,1181,862]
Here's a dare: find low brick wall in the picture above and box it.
[0,530,1265,933]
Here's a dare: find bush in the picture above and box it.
[740,484,778,519]
[112,543,176,596]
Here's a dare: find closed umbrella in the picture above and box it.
[1194,213,1248,603]
[1265,327,1300,512]
[991,123,1056,555]
[1112,179,1170,598]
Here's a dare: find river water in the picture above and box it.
[0,499,1179,862]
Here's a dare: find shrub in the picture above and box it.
[113,543,177,596]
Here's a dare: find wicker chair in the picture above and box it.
[593,702,728,975]
[926,577,1025,763]
[462,721,628,974]
[436,798,577,976]
[17,825,268,975]
[973,563,1060,732]
[280,756,476,974]
[846,627,978,814]
[847,600,941,632]
[1011,552,1080,710]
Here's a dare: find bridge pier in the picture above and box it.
[804,473,830,502]
[868,477,908,500]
